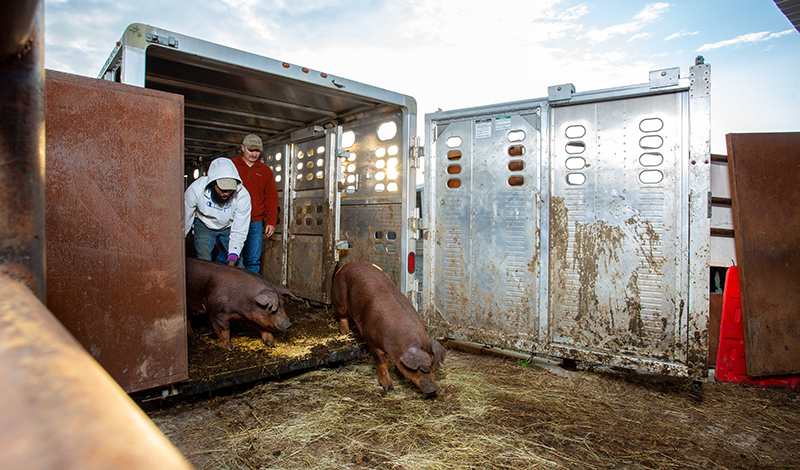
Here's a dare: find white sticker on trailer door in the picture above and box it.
[494,116,512,131]
[475,119,492,139]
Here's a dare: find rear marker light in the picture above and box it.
[302,67,309,73]
[282,62,290,68]
[408,252,415,274]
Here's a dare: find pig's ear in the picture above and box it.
[400,347,432,373]
[254,289,279,312]
[431,340,447,371]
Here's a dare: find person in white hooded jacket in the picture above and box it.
[185,158,252,266]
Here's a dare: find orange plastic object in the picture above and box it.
[715,266,800,389]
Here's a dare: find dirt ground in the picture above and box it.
[145,343,800,470]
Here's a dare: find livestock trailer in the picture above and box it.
[46,23,710,396]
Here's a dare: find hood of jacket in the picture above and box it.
[206,158,242,187]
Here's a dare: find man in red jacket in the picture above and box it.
[225,134,279,274]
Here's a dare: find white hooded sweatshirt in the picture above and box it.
[184,158,252,261]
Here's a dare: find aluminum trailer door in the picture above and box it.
[424,63,711,378]
[424,106,545,350]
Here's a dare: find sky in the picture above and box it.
[43,0,799,155]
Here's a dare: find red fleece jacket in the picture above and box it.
[232,156,279,226]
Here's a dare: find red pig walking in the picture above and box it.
[186,258,297,349]
[331,261,446,397]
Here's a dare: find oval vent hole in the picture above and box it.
[566,141,586,154]
[640,118,664,133]
[565,125,586,139]
[508,160,524,171]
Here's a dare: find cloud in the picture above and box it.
[584,2,669,43]
[398,0,584,46]
[583,50,630,63]
[633,2,670,22]
[664,30,698,41]
[629,33,652,42]
[697,29,794,52]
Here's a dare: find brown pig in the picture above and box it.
[331,261,446,397]
[185,258,298,349]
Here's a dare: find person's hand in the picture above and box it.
[227,259,236,266]
[265,224,276,238]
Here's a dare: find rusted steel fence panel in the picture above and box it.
[45,71,187,392]
[0,0,46,301]
[0,275,192,470]
[727,132,800,376]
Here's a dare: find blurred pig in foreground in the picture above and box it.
[186,258,298,349]
[331,261,446,397]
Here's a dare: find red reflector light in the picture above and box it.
[302,67,309,73]
[282,62,290,68]
[321,73,328,78]
[408,252,415,274]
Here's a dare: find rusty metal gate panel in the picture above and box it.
[548,92,690,368]
[726,132,800,376]
[424,63,711,378]
[425,108,544,351]
[45,70,187,392]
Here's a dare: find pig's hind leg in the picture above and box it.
[369,347,394,392]
[332,304,351,335]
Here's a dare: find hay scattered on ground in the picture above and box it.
[149,348,800,470]
[186,302,359,381]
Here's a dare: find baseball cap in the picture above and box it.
[216,178,237,191]
[242,134,263,151]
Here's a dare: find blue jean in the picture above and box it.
[242,220,263,274]
[194,218,242,267]
[214,220,261,272]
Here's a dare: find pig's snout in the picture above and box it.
[410,372,438,398]
[275,311,292,332]
[422,384,438,398]
[420,376,437,396]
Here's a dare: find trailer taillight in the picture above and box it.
[408,252,415,274]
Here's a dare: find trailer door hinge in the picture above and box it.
[410,137,424,169]
[409,217,422,238]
